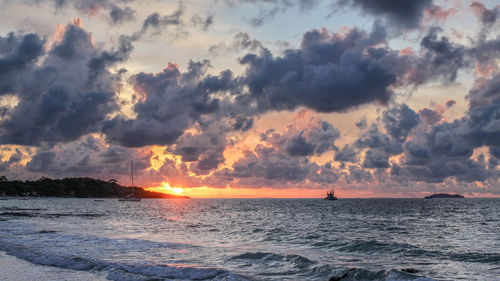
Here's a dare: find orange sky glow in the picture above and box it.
[145,184,497,199]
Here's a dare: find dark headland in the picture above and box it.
[425,193,465,199]
[0,177,189,199]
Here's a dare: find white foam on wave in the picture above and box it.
[0,220,250,281]
[0,251,108,281]
[0,244,250,281]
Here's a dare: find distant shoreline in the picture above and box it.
[424,193,465,199]
[0,177,189,199]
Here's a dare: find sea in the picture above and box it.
[0,198,499,281]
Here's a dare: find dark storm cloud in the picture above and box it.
[169,132,217,162]
[334,144,357,163]
[469,37,500,76]
[355,125,403,155]
[215,145,324,185]
[353,123,405,170]
[82,136,100,152]
[26,151,55,172]
[0,23,131,146]
[231,147,312,182]
[15,134,153,180]
[102,60,245,148]
[490,147,500,159]
[192,145,225,174]
[409,28,469,85]
[260,118,340,157]
[130,3,186,39]
[446,100,456,108]
[285,121,340,156]
[100,146,128,164]
[403,140,431,166]
[392,104,496,183]
[109,5,136,24]
[394,127,494,183]
[363,148,390,168]
[346,165,372,183]
[404,28,500,182]
[167,132,226,174]
[285,132,315,156]
[308,162,339,184]
[206,117,341,186]
[465,105,500,148]
[239,22,408,113]
[147,22,479,169]
[387,69,500,184]
[88,35,132,84]
[464,74,500,148]
[419,108,442,125]
[382,104,420,141]
[4,5,499,190]
[336,0,433,29]
[391,158,490,183]
[141,8,183,32]
[426,121,473,159]
[0,33,44,95]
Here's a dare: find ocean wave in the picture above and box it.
[337,240,432,256]
[0,211,104,219]
[0,211,36,217]
[0,245,250,281]
[229,251,316,268]
[0,220,200,256]
[229,252,435,281]
[0,207,47,211]
[337,239,500,265]
[37,230,58,234]
[43,213,105,218]
[448,252,500,263]
[327,268,435,281]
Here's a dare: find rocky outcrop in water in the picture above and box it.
[424,193,464,199]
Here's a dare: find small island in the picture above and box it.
[0,177,189,199]
[424,193,465,199]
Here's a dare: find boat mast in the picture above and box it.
[131,160,134,187]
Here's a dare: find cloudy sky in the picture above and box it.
[0,0,499,198]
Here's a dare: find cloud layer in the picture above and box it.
[0,0,499,196]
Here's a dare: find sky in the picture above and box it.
[0,0,499,198]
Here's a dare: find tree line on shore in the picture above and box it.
[0,176,189,198]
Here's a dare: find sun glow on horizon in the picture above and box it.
[148,182,184,195]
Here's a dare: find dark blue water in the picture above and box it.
[0,198,499,280]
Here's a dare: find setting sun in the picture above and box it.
[146,182,184,195]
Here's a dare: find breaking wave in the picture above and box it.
[0,244,249,281]
[229,251,435,281]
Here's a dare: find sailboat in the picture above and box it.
[119,160,142,202]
